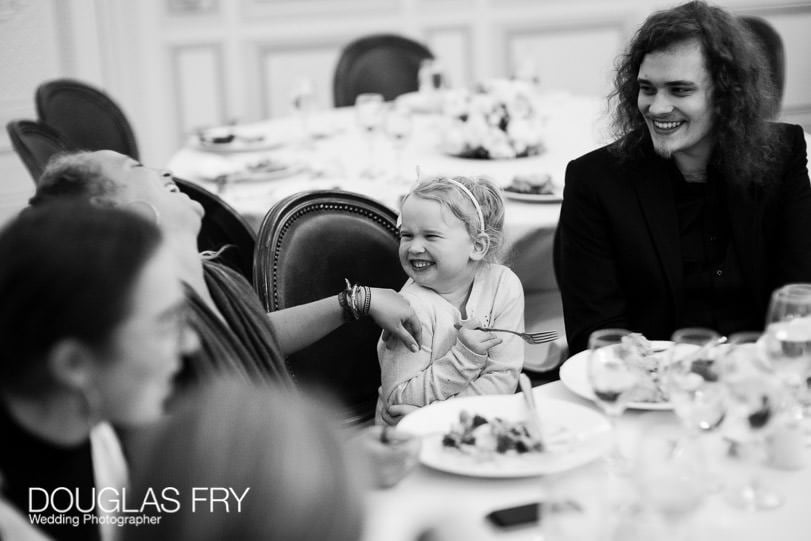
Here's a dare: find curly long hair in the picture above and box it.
[609,1,780,185]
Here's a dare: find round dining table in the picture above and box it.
[361,380,811,541]
[167,90,611,295]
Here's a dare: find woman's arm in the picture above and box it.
[267,287,421,356]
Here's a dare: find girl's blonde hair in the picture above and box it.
[404,175,505,263]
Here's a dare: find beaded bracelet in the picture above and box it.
[362,285,371,317]
[337,289,352,321]
[339,279,371,320]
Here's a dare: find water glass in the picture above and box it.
[720,342,784,510]
[384,104,412,183]
[666,328,726,433]
[418,59,445,94]
[635,425,705,541]
[355,93,384,178]
[587,329,639,470]
[290,78,316,145]
[762,284,811,399]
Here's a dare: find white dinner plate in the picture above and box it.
[398,394,611,478]
[190,134,285,154]
[200,161,305,184]
[228,163,304,182]
[559,340,673,411]
[502,190,563,203]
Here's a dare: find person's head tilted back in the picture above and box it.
[32,150,204,237]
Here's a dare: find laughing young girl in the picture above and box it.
[376,176,525,425]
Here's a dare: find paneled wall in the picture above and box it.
[1,0,810,225]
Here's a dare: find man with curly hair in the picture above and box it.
[558,0,811,354]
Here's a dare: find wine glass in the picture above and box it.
[720,340,784,510]
[290,78,316,147]
[663,328,726,492]
[762,284,811,414]
[635,425,706,541]
[384,104,412,184]
[418,59,445,94]
[666,328,726,433]
[355,93,384,179]
[587,328,639,471]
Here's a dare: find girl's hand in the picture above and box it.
[454,322,502,355]
[369,288,422,352]
[380,403,418,426]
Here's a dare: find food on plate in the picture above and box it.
[245,158,288,173]
[441,410,544,456]
[618,333,670,403]
[197,129,265,146]
[503,173,556,196]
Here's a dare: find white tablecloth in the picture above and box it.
[361,381,811,541]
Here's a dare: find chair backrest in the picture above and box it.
[5,119,71,183]
[254,190,406,423]
[174,178,257,283]
[739,15,785,119]
[333,33,434,107]
[36,78,140,159]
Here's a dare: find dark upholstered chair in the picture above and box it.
[175,178,256,284]
[254,190,406,423]
[333,33,434,107]
[739,16,785,119]
[36,78,140,159]
[6,119,70,183]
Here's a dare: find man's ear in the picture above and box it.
[470,233,490,262]
[47,339,96,391]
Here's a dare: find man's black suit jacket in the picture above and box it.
[558,122,811,355]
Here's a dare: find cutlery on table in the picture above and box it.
[475,327,558,345]
[518,373,544,441]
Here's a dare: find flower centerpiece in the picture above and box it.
[440,80,545,160]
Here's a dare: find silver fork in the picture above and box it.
[474,327,559,345]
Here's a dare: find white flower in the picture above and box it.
[440,79,545,159]
[463,113,490,149]
[483,128,515,159]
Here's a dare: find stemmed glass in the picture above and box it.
[720,337,784,510]
[384,104,412,184]
[355,93,385,179]
[587,329,639,471]
[761,284,811,417]
[290,78,316,148]
[663,328,726,492]
[418,59,445,95]
[635,425,706,541]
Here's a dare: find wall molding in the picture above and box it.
[423,24,473,88]
[496,15,629,81]
[0,97,32,153]
[169,42,228,139]
[241,0,396,20]
[255,37,349,117]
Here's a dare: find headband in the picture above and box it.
[445,178,485,235]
